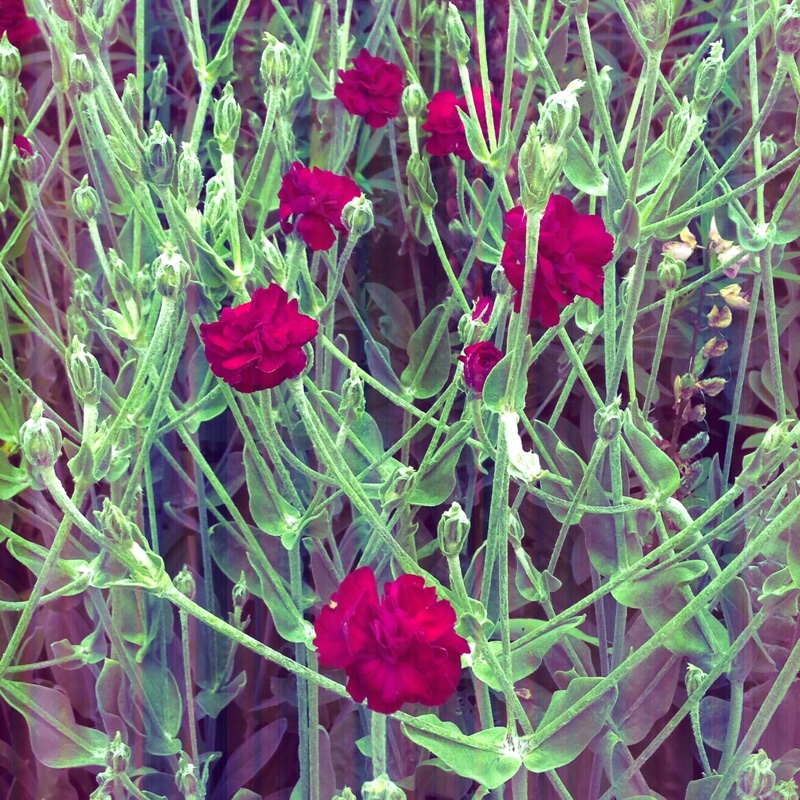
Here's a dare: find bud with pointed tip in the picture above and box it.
[154,243,189,298]
[97,499,138,545]
[260,33,295,89]
[402,83,427,118]
[146,55,168,110]
[144,121,176,186]
[122,74,142,129]
[406,153,437,213]
[177,143,204,207]
[777,2,800,54]
[438,502,470,557]
[214,82,242,154]
[72,175,101,222]
[665,97,692,155]
[341,194,374,237]
[203,173,227,234]
[67,337,101,404]
[445,3,471,65]
[332,790,357,800]
[105,731,131,775]
[232,571,250,609]
[0,33,21,80]
[339,369,365,418]
[174,566,197,600]
[594,397,623,441]
[380,465,416,506]
[685,663,706,695]
[658,253,686,291]
[538,80,584,147]
[634,0,672,50]
[761,135,778,167]
[692,41,725,116]
[362,774,406,800]
[20,402,63,469]
[70,53,95,93]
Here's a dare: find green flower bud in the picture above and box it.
[214,82,242,154]
[72,175,101,222]
[0,33,21,80]
[362,774,406,800]
[738,420,796,488]
[598,66,613,104]
[438,502,470,557]
[774,780,800,800]
[538,80,584,147]
[658,253,686,291]
[777,2,800,54]
[67,336,101,404]
[380,465,416,506]
[634,0,673,50]
[203,173,227,235]
[518,126,564,214]
[593,397,623,441]
[122,74,142,129]
[177,143,204,207]
[260,33,295,89]
[445,2,471,66]
[69,53,95,93]
[402,83,427,118]
[406,153,437,213]
[332,790,357,800]
[341,194,374,237]
[736,750,776,800]
[339,368,365,418]
[153,242,189,298]
[665,97,692,155]
[174,566,196,600]
[105,731,131,775]
[144,121,176,187]
[761,135,778,167]
[146,55,168,110]
[684,663,706,695]
[232,571,250,609]
[20,402,63,469]
[175,753,199,798]
[692,41,726,116]
[12,149,43,183]
[97,498,138,545]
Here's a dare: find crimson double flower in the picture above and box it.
[314,567,469,714]
[459,341,503,393]
[199,284,319,393]
[422,86,501,160]
[334,48,405,129]
[0,0,39,48]
[278,162,361,252]
[501,195,615,328]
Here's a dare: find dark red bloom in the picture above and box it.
[0,0,39,48]
[422,86,502,160]
[278,162,361,252]
[13,134,33,158]
[501,195,615,328]
[458,341,503,392]
[199,284,319,393]
[334,48,404,129]
[472,296,493,323]
[314,567,469,714]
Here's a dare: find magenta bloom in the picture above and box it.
[458,341,503,392]
[501,195,615,328]
[0,0,39,48]
[334,48,405,129]
[314,567,469,714]
[472,296,494,323]
[278,162,361,252]
[199,284,319,393]
[422,86,501,160]
[13,134,33,158]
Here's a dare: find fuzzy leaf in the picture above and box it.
[623,410,680,498]
[410,420,471,506]
[564,138,608,196]
[401,304,452,399]
[366,283,416,349]
[482,336,533,412]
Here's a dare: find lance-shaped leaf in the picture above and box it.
[0,680,109,768]
[401,715,522,790]
[564,137,608,196]
[623,410,680,499]
[410,420,471,506]
[521,677,618,772]
[139,653,183,756]
[482,336,533,413]
[243,444,301,536]
[401,304,452,399]
[365,282,415,349]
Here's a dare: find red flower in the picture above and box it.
[278,162,362,252]
[314,567,469,714]
[458,341,503,392]
[422,86,501,160]
[501,195,615,328]
[472,296,493,323]
[13,134,33,158]
[334,48,404,129]
[199,284,319,393]
[0,0,39,48]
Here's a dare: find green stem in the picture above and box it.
[179,602,200,769]
[371,711,387,779]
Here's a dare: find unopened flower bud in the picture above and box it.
[472,296,493,323]
[774,780,800,800]
[177,143,204,207]
[232,571,250,609]
[122,74,142,129]
[538,80,584,147]
[12,148,43,183]
[0,33,21,80]
[692,41,725,116]
[594,397,623,440]
[445,3,471,66]
[380,465,416,505]
[260,33,295,89]
[154,242,189,298]
[105,731,131,774]
[438,502,470,557]
[402,83,427,118]
[665,97,692,155]
[72,175,101,222]
[144,121,176,187]
[362,774,406,800]
[174,566,196,600]
[67,337,101,404]
[777,2,800,54]
[598,65,613,104]
[69,53,95,93]
[736,750,776,799]
[341,194,374,237]
[175,753,198,798]
[203,173,227,234]
[738,419,796,488]
[634,0,672,50]
[519,126,564,214]
[339,368,365,418]
[214,82,242,154]
[332,790,357,800]
[658,253,686,291]
[406,153,437,213]
[146,55,168,110]
[685,663,706,695]
[97,498,138,545]
[761,135,778,167]
[20,402,63,469]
